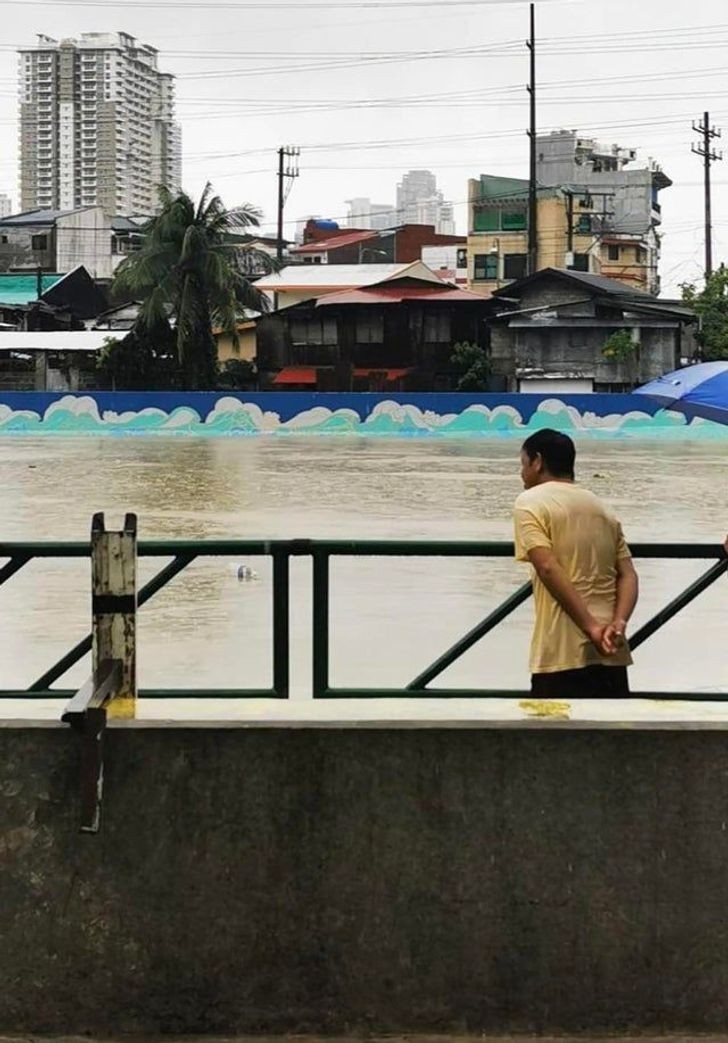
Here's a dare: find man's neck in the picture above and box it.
[537,475,574,486]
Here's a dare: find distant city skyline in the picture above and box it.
[344,170,455,233]
[0,2,724,292]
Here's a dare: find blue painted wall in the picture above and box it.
[0,390,725,437]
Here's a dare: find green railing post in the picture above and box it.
[312,549,329,698]
[272,550,290,699]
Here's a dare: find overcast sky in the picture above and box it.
[0,0,726,294]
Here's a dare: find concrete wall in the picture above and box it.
[55,206,113,280]
[4,724,728,1035]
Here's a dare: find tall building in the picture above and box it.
[0,194,12,218]
[395,170,455,234]
[19,32,181,216]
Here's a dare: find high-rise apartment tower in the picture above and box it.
[19,32,181,216]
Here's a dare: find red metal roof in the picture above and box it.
[315,284,484,306]
[354,368,411,380]
[292,231,379,254]
[272,367,317,385]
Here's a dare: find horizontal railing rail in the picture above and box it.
[1,538,726,702]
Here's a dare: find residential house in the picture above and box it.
[0,266,107,330]
[0,329,110,390]
[536,130,670,293]
[467,175,614,297]
[291,219,465,267]
[254,261,425,311]
[488,268,696,393]
[467,136,670,298]
[256,265,490,391]
[0,207,147,281]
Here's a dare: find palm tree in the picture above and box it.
[113,183,275,389]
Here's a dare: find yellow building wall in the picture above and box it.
[599,244,650,292]
[215,324,257,364]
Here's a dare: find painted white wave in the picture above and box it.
[366,400,435,429]
[0,404,40,425]
[160,407,203,429]
[205,397,280,431]
[281,406,360,430]
[44,395,102,423]
[102,407,170,426]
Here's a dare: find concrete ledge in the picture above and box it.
[3,695,728,729]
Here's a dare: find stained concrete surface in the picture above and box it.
[5,729,728,1035]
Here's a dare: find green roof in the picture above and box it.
[0,273,65,306]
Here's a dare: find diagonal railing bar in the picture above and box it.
[0,553,31,587]
[629,556,728,652]
[29,553,196,692]
[406,581,533,691]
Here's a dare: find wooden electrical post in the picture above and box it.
[91,512,137,718]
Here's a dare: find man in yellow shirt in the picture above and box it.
[514,428,639,698]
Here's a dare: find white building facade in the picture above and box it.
[19,32,182,216]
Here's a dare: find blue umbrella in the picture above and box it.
[634,361,728,426]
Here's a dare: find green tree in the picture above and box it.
[112,183,275,389]
[450,341,490,391]
[601,329,636,361]
[96,327,179,391]
[681,265,728,361]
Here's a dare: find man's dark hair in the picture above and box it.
[522,428,576,478]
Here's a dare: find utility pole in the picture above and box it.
[526,3,538,276]
[692,112,722,278]
[276,145,300,264]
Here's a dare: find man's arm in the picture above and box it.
[602,557,639,653]
[527,547,606,652]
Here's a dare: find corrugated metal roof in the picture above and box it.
[0,273,65,305]
[256,263,408,290]
[0,330,111,353]
[0,209,76,226]
[292,231,379,254]
[315,284,485,307]
[256,260,448,293]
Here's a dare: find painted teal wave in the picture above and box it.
[0,395,726,438]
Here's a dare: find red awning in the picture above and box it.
[272,367,317,385]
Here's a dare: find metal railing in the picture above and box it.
[1,535,726,703]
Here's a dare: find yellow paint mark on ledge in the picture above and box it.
[519,699,571,721]
[107,697,136,720]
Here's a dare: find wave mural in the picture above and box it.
[0,392,726,438]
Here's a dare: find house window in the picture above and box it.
[456,247,467,269]
[290,315,337,346]
[474,254,498,281]
[0,236,7,244]
[473,209,527,233]
[424,312,451,343]
[502,210,527,231]
[355,313,384,344]
[570,253,590,272]
[31,234,48,250]
[636,246,647,264]
[473,209,499,233]
[607,245,620,261]
[503,253,528,281]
